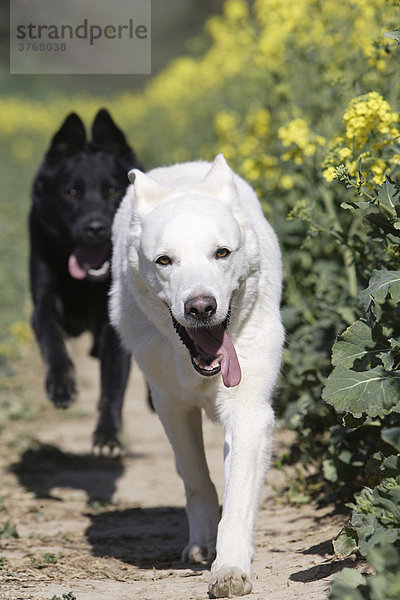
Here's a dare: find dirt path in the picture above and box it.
[0,336,350,600]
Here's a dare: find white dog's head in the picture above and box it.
[127,155,250,387]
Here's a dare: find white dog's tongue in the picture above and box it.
[188,326,241,388]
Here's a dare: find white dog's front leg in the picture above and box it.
[209,402,274,598]
[153,397,220,564]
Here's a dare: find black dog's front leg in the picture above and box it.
[93,323,131,456]
[32,296,78,409]
[30,248,78,409]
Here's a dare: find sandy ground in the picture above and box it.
[0,336,352,600]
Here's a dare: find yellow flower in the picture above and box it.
[214,111,240,141]
[245,108,271,137]
[372,158,387,184]
[324,92,400,188]
[279,118,324,163]
[343,92,399,149]
[223,0,249,21]
[281,174,294,189]
[323,167,337,182]
[10,321,33,344]
[338,147,352,161]
[238,136,259,156]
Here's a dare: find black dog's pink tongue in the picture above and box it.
[187,326,241,388]
[68,247,108,280]
[68,252,87,279]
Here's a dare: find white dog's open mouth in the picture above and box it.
[171,313,241,388]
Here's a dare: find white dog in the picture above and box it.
[109,154,284,597]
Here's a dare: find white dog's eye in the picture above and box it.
[215,247,231,259]
[156,255,172,266]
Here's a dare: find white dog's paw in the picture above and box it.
[182,542,216,564]
[208,567,252,598]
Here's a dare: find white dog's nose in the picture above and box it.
[184,295,217,321]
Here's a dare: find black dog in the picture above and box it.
[29,109,142,455]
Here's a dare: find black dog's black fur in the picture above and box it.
[29,109,142,454]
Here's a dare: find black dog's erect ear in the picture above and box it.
[46,113,86,163]
[91,109,133,158]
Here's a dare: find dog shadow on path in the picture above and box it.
[11,441,126,504]
[86,506,209,572]
[11,442,203,572]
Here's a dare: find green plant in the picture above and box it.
[334,473,400,558]
[313,175,400,551]
[272,463,324,504]
[330,543,400,600]
[30,553,58,569]
[0,520,19,539]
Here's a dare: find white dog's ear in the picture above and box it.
[128,169,172,216]
[198,154,237,201]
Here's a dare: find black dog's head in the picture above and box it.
[32,109,142,281]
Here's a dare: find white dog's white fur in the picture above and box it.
[109,154,284,597]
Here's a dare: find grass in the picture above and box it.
[0,520,19,539]
[30,553,59,569]
[0,149,36,371]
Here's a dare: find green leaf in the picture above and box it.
[329,568,365,600]
[390,338,400,350]
[380,351,395,370]
[382,428,400,452]
[331,320,387,370]
[359,270,400,311]
[358,520,398,556]
[348,479,400,557]
[368,543,400,578]
[322,457,339,482]
[385,29,400,43]
[333,524,359,558]
[341,201,356,210]
[331,567,364,588]
[323,366,400,416]
[382,454,400,477]
[376,177,400,217]
[363,209,400,242]
[340,200,370,210]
